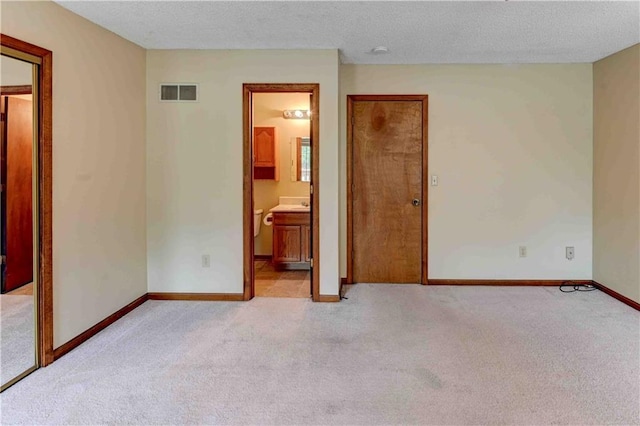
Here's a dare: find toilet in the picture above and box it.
[253,209,263,237]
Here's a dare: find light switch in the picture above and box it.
[431,175,439,186]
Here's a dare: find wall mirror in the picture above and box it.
[290,137,311,182]
[0,52,38,390]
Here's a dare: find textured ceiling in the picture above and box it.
[54,1,640,64]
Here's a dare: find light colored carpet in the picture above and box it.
[1,285,638,425]
[0,295,35,385]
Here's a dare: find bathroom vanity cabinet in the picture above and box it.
[272,212,310,270]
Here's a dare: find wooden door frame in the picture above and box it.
[242,83,320,301]
[1,34,54,367]
[346,94,429,285]
[0,85,32,95]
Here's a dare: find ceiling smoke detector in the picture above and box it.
[369,46,389,54]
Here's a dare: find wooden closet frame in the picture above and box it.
[0,34,54,383]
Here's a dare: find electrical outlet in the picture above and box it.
[519,246,527,258]
[202,254,211,268]
[566,246,575,261]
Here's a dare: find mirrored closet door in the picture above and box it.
[0,52,38,390]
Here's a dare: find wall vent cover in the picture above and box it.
[159,83,198,102]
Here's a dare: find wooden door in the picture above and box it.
[349,96,427,284]
[1,96,34,293]
[307,93,314,296]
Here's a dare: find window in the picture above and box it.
[299,137,311,182]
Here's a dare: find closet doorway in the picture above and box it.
[0,34,53,391]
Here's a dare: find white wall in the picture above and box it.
[147,50,340,296]
[0,55,33,85]
[1,1,148,347]
[340,64,593,280]
[593,44,640,303]
[253,92,310,256]
[1,1,606,337]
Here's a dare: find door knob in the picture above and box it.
[412,199,421,206]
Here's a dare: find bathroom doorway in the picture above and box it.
[242,84,320,301]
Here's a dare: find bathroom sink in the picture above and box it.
[268,196,311,213]
[269,204,310,213]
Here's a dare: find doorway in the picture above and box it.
[347,95,428,284]
[243,84,320,301]
[0,34,53,391]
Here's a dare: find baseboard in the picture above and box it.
[339,277,346,299]
[48,278,637,366]
[592,281,640,311]
[317,294,340,302]
[53,293,149,360]
[254,255,272,261]
[147,292,244,301]
[428,279,594,286]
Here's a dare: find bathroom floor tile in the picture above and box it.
[253,260,310,299]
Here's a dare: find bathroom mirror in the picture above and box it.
[290,137,311,182]
[0,53,38,389]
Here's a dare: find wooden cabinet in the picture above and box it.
[253,127,278,180]
[272,212,310,270]
[273,226,301,262]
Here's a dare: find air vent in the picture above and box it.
[159,83,198,102]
